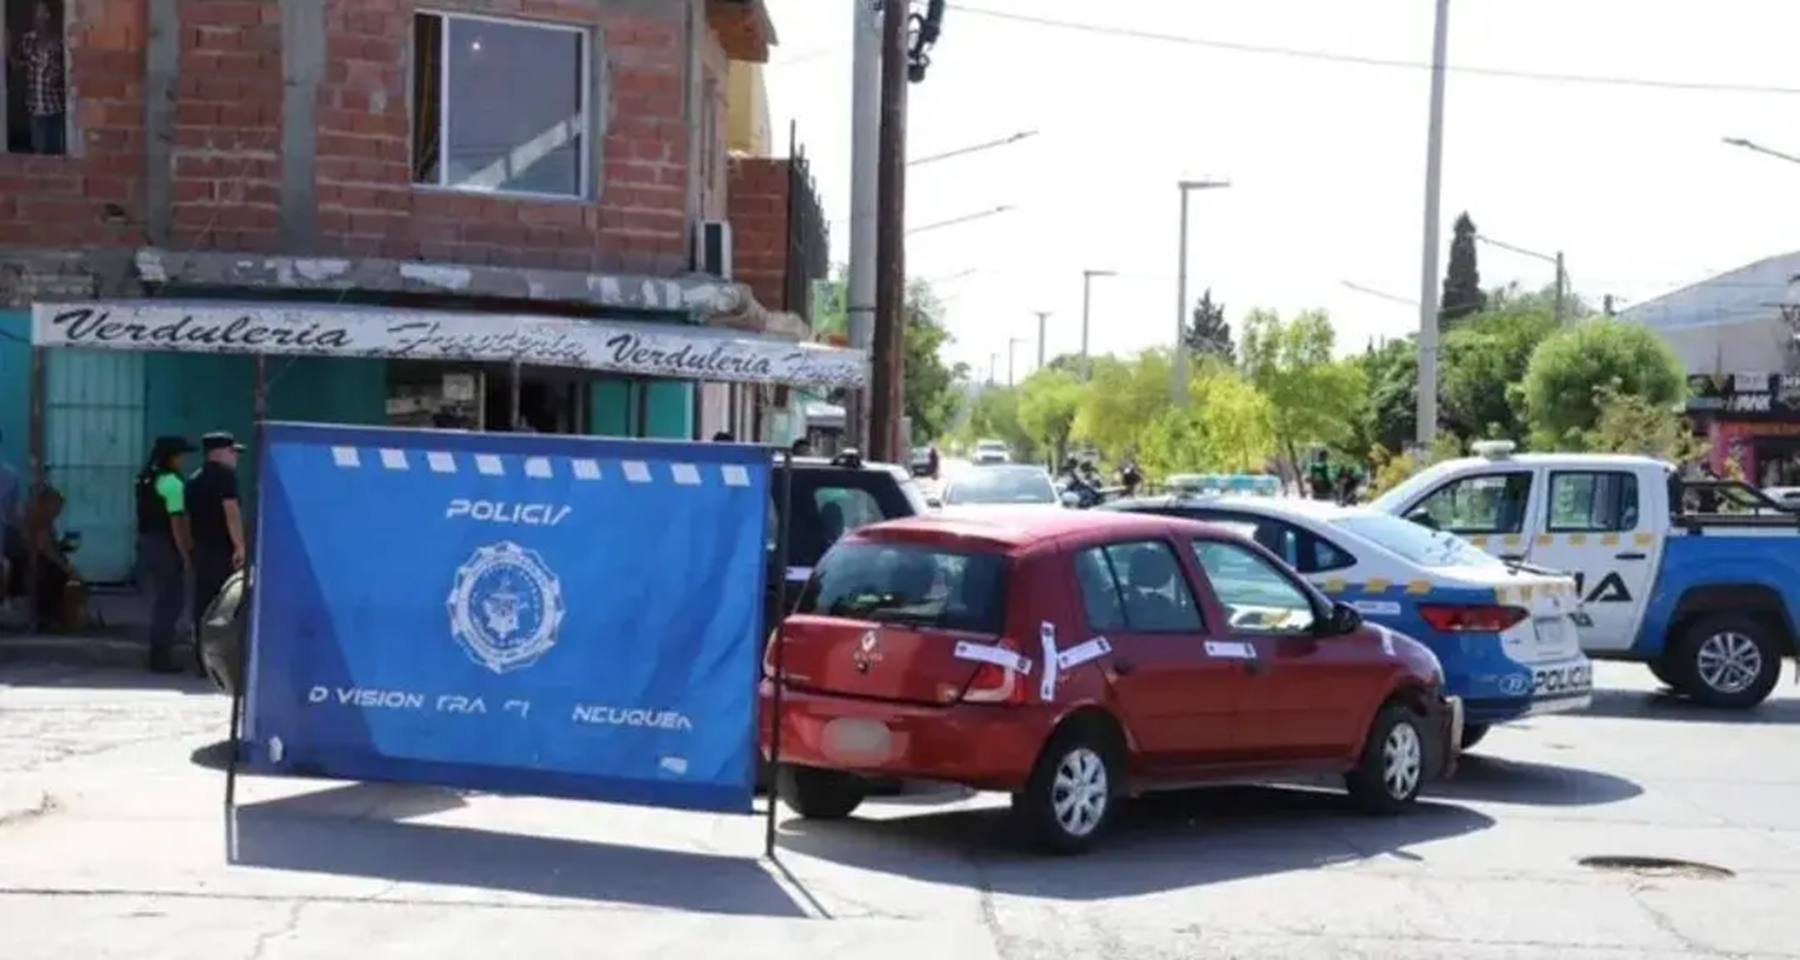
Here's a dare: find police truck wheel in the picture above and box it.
[1672,613,1783,710]
[1458,724,1490,751]
[1012,726,1120,855]
[776,764,866,820]
[1346,703,1427,815]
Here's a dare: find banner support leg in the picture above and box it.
[763,448,795,860]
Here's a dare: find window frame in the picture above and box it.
[1545,469,1640,533]
[1072,538,1207,635]
[1177,508,1357,575]
[1410,470,1535,536]
[1,0,75,157]
[412,9,594,201]
[1185,535,1324,638]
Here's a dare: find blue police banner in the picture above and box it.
[243,422,772,813]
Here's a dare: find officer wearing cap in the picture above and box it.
[137,435,194,672]
[186,432,245,663]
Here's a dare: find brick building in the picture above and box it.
[0,0,846,585]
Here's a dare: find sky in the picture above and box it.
[759,0,1800,381]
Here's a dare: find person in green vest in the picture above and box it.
[136,436,194,673]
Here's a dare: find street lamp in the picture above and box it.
[1079,269,1116,382]
[1414,0,1452,449]
[1723,136,1800,167]
[1007,337,1026,387]
[1174,178,1232,405]
[910,130,1039,167]
[1475,234,1567,325]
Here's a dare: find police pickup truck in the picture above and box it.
[1372,441,1800,708]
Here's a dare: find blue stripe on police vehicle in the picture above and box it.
[1114,495,1592,741]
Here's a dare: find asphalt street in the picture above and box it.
[2,660,1798,960]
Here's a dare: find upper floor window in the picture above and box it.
[4,0,69,156]
[411,12,590,199]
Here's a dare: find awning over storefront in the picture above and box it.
[30,299,866,389]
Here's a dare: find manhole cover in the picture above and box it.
[1577,855,1734,879]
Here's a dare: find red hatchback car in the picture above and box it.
[759,509,1463,854]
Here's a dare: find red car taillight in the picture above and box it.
[762,627,780,680]
[1417,603,1529,633]
[961,636,1030,705]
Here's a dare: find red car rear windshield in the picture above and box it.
[796,541,1009,633]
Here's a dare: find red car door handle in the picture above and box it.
[1243,658,1265,675]
[1112,658,1136,676]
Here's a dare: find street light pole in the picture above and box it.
[1414,0,1452,449]
[1475,233,1567,325]
[1033,311,1050,371]
[1173,178,1231,406]
[1080,269,1114,382]
[1008,337,1025,387]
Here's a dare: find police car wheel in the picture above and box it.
[776,764,867,820]
[1673,613,1783,710]
[1345,703,1426,816]
[1458,724,1490,751]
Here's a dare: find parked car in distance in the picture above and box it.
[972,439,1011,465]
[939,463,1062,509]
[1104,495,1590,750]
[760,510,1463,855]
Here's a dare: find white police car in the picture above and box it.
[1105,495,1592,749]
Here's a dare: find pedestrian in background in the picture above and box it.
[0,429,22,619]
[136,436,193,673]
[185,432,245,672]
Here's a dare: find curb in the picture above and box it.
[0,634,153,670]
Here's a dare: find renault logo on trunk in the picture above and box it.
[852,629,883,673]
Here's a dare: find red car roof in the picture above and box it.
[851,508,1188,552]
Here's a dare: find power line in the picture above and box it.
[949,5,1800,96]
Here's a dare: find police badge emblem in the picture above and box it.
[447,541,566,673]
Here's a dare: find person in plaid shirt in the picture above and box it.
[10,3,65,155]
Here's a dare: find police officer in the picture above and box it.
[136,436,194,673]
[186,432,245,666]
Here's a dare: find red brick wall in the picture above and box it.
[0,0,149,249]
[726,155,787,312]
[0,0,728,276]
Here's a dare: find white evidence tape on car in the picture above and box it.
[950,623,1116,702]
[1204,640,1256,660]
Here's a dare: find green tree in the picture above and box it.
[1584,382,1701,461]
[1183,289,1234,362]
[1522,319,1686,448]
[809,266,965,442]
[960,386,1038,462]
[1073,349,1177,461]
[1015,367,1085,466]
[1238,309,1367,471]
[1135,371,1276,477]
[1351,337,1418,457]
[1440,212,1487,326]
[1439,304,1556,442]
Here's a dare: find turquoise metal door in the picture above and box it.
[46,349,148,585]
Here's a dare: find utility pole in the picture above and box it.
[1033,311,1049,371]
[1414,0,1452,450]
[1173,179,1230,406]
[988,352,998,386]
[1079,269,1114,382]
[866,0,911,462]
[1553,250,1567,326]
[1008,337,1024,387]
[843,0,882,450]
[1603,294,1616,318]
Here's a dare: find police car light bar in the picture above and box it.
[1471,440,1517,459]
